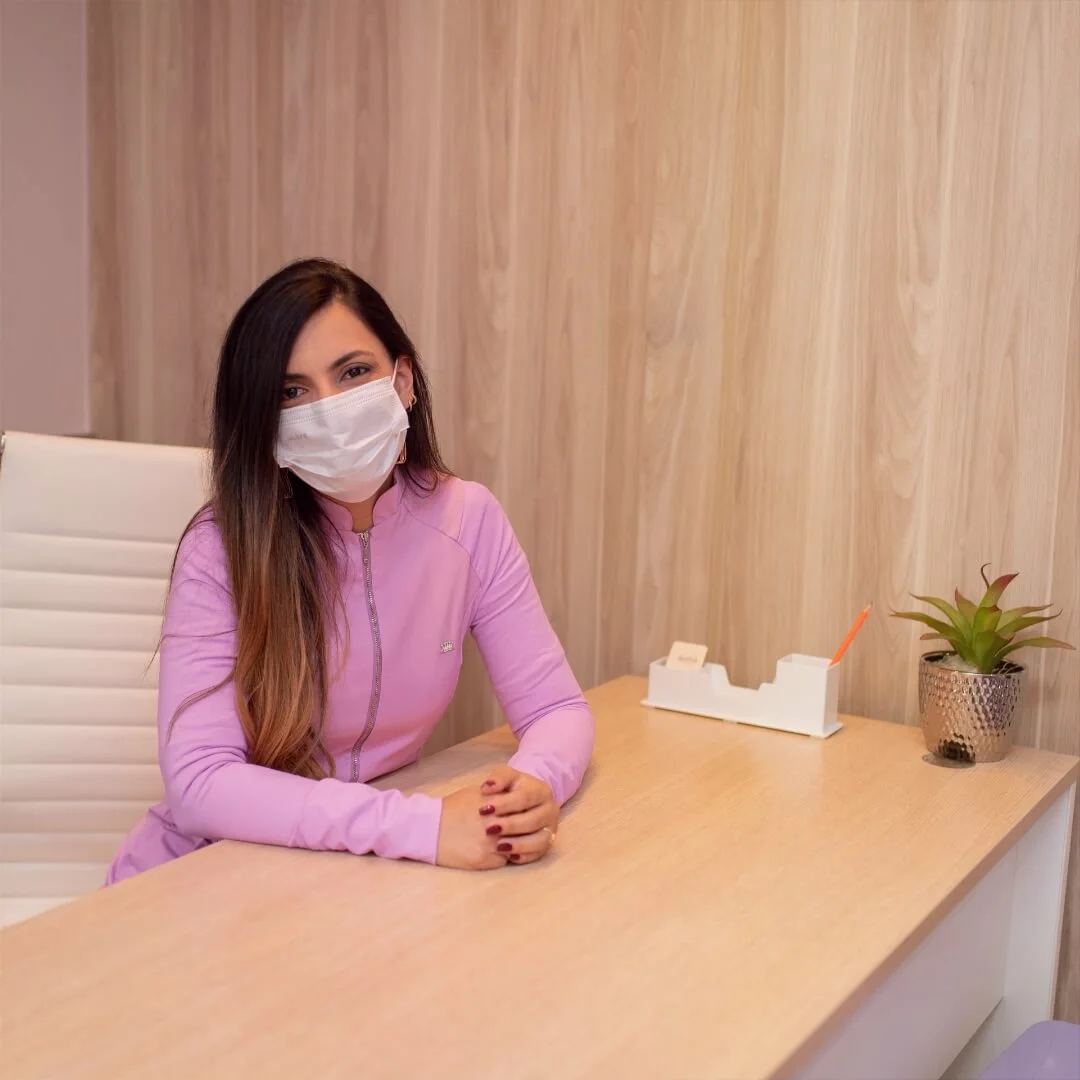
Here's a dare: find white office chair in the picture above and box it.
[0,431,209,925]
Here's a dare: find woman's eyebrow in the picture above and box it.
[328,350,377,372]
[284,350,378,383]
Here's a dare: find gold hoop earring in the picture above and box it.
[397,442,408,466]
[406,397,415,413]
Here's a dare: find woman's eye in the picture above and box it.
[282,385,304,402]
[342,365,370,382]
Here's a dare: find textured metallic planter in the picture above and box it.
[918,652,1024,763]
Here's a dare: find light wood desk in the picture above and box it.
[1,677,1076,1080]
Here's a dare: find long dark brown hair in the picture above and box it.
[178,259,449,778]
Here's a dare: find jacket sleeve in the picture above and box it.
[466,489,595,804]
[157,522,442,863]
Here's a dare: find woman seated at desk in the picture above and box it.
[107,259,594,882]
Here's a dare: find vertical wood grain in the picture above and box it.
[597,0,663,682]
[634,1,738,670]
[87,0,1080,1018]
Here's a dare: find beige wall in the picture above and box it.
[87,0,1080,1018]
[0,0,90,435]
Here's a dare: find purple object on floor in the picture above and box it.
[978,1021,1080,1080]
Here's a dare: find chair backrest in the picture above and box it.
[0,431,209,925]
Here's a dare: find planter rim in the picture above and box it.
[920,650,1025,677]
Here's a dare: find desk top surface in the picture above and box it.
[2,677,1076,1080]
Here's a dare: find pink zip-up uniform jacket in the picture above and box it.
[106,476,595,883]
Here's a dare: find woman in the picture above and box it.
[107,259,594,881]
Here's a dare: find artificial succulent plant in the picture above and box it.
[891,565,1074,675]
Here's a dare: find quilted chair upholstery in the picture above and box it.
[0,432,209,925]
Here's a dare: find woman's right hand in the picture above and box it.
[436,786,509,870]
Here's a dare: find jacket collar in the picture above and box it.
[316,469,406,533]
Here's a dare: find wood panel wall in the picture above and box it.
[88,0,1080,1018]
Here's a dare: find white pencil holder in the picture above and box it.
[642,654,842,739]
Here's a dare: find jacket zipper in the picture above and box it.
[350,530,383,782]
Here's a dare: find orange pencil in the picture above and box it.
[830,604,872,666]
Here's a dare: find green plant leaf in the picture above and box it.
[911,595,969,637]
[983,637,1010,672]
[998,636,1077,659]
[954,590,977,631]
[973,604,1002,636]
[920,631,969,657]
[892,610,970,658]
[972,630,1004,674]
[997,613,1059,638]
[979,571,1018,609]
[891,610,955,637]
[998,603,1054,623]
[997,609,1059,637]
[955,641,978,666]
[946,631,978,666]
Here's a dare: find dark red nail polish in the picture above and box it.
[479,805,495,816]
[497,842,512,853]
[486,824,502,836]
[509,854,521,862]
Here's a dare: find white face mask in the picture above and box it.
[275,373,409,503]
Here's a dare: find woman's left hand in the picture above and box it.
[478,765,558,865]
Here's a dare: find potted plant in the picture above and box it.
[891,566,1074,763]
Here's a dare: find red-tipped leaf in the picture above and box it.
[954,590,977,630]
[979,571,1019,609]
